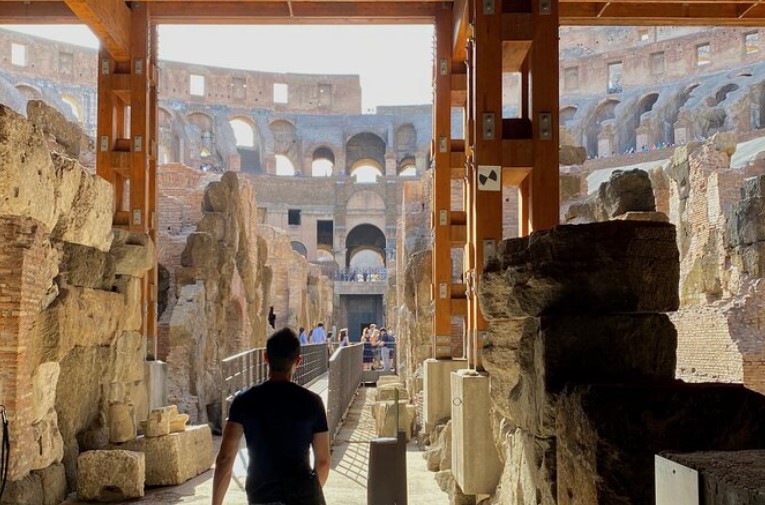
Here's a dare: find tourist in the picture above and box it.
[211,328,330,505]
[311,322,327,345]
[268,306,276,329]
[298,327,308,345]
[361,327,373,371]
[379,327,392,372]
[338,328,350,347]
[326,331,334,356]
[370,329,381,369]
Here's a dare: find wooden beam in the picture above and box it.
[0,2,77,23]
[65,0,131,62]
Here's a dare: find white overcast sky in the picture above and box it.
[6,24,434,111]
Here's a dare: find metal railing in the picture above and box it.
[327,343,364,442]
[335,268,388,282]
[222,343,328,419]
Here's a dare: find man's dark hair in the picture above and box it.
[317,322,324,327]
[267,328,301,372]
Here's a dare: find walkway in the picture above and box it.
[65,375,449,505]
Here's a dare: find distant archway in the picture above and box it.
[398,156,417,176]
[584,99,619,157]
[345,224,386,268]
[230,117,261,173]
[312,147,335,177]
[346,132,386,174]
[710,83,739,106]
[350,160,383,183]
[291,241,307,257]
[627,93,660,151]
[15,84,40,101]
[395,123,417,164]
[276,155,296,176]
[61,95,83,122]
[349,248,385,270]
[560,106,578,125]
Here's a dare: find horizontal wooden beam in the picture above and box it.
[149,1,438,23]
[561,1,765,24]
[0,2,77,23]
[64,0,131,61]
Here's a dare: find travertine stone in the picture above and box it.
[482,314,677,437]
[54,165,113,251]
[423,359,468,433]
[559,145,587,166]
[118,424,213,486]
[372,400,417,441]
[169,413,190,433]
[481,221,679,318]
[77,450,145,502]
[434,470,476,505]
[32,362,60,423]
[38,463,67,505]
[143,407,173,438]
[493,427,556,505]
[59,242,113,289]
[108,402,136,444]
[661,450,765,505]
[556,383,765,505]
[377,375,404,387]
[110,230,156,277]
[564,169,656,224]
[376,383,409,401]
[27,99,87,159]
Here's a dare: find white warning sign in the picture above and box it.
[477,165,501,191]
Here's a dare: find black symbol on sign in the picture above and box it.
[479,170,498,186]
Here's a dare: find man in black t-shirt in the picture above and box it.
[212,328,330,505]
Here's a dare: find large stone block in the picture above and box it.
[660,450,765,505]
[110,230,156,277]
[108,402,136,444]
[37,463,67,505]
[376,383,409,401]
[493,428,556,505]
[77,450,145,502]
[556,383,765,505]
[423,359,468,433]
[118,424,213,486]
[54,166,113,252]
[372,400,417,441]
[482,314,677,437]
[59,242,113,289]
[481,221,679,318]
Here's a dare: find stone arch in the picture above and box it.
[15,84,40,101]
[627,93,660,151]
[269,119,299,171]
[158,107,180,164]
[345,224,386,268]
[398,156,417,176]
[312,146,335,177]
[291,241,308,257]
[709,83,740,107]
[60,94,83,122]
[349,248,385,270]
[560,106,578,125]
[395,123,417,164]
[584,99,619,157]
[350,160,383,183]
[188,111,215,160]
[668,83,700,143]
[230,116,262,173]
[345,132,386,174]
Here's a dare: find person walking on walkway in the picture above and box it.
[212,328,330,505]
[311,322,327,345]
[379,327,392,372]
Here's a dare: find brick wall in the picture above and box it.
[0,216,51,481]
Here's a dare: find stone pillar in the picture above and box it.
[423,358,467,433]
[0,216,54,481]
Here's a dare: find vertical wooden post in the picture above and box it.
[467,0,503,370]
[529,0,560,231]
[432,5,454,360]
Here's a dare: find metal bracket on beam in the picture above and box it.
[439,136,448,153]
[101,59,110,75]
[439,58,449,76]
[132,209,142,226]
[482,0,495,15]
[439,209,448,226]
[439,283,448,299]
[482,113,496,140]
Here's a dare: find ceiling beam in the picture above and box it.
[561,1,765,25]
[64,0,131,61]
[149,1,437,24]
[0,2,77,23]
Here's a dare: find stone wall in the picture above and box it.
[158,170,334,424]
[0,104,153,503]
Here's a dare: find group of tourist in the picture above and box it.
[360,325,395,372]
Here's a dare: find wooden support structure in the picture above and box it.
[95,2,158,359]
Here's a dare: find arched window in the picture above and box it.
[350,248,385,270]
[61,96,82,122]
[291,241,308,257]
[351,164,382,183]
[230,118,255,147]
[312,147,335,177]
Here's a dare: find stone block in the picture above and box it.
[60,242,112,289]
[143,407,172,438]
[202,180,232,212]
[145,361,168,410]
[376,383,409,401]
[434,470,476,505]
[108,402,136,444]
[423,359,468,433]
[37,463,67,505]
[55,169,113,252]
[110,230,155,277]
[556,383,765,505]
[451,371,501,496]
[170,413,190,433]
[0,472,42,505]
[481,221,679,318]
[377,375,404,387]
[118,424,213,486]
[77,450,145,502]
[482,314,677,437]
[559,145,587,166]
[660,450,765,505]
[32,362,60,423]
[372,400,416,441]
[493,428,556,505]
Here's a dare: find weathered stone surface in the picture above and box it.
[118,424,213,486]
[564,169,656,224]
[59,242,113,289]
[377,375,404,387]
[0,472,42,505]
[377,383,409,401]
[556,383,765,505]
[27,100,87,159]
[372,400,417,441]
[170,413,189,433]
[38,463,67,505]
[613,210,669,222]
[492,427,555,505]
[434,470,476,505]
[202,179,233,212]
[661,450,765,505]
[481,221,680,317]
[77,450,145,502]
[482,314,677,436]
[30,363,65,471]
[108,402,136,444]
[143,407,172,438]
[110,230,156,277]
[32,362,60,423]
[110,331,144,385]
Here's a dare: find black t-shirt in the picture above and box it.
[228,380,329,503]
